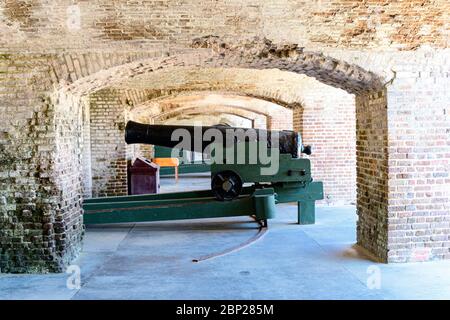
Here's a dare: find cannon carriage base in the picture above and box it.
[83,181,323,226]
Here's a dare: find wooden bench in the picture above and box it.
[152,157,180,183]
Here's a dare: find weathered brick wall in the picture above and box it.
[1,0,447,51]
[0,0,448,272]
[0,52,158,272]
[81,97,92,198]
[355,90,389,262]
[51,92,85,270]
[0,54,86,272]
[89,89,129,197]
[0,54,59,272]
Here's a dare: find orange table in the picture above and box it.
[152,157,180,183]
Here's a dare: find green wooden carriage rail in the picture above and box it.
[83,182,323,226]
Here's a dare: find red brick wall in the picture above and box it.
[386,69,450,262]
[293,86,356,205]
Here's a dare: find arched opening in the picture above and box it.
[156,107,265,128]
[45,37,388,270]
[87,90,293,197]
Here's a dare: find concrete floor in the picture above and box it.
[1,174,450,300]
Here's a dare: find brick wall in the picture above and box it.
[295,85,356,205]
[89,90,129,197]
[1,0,447,51]
[0,51,158,271]
[0,0,448,272]
[51,92,85,270]
[0,54,87,272]
[386,61,450,262]
[0,54,80,273]
[355,90,389,262]
[88,88,154,197]
[81,97,92,198]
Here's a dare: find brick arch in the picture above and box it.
[130,92,293,130]
[128,87,304,111]
[60,37,384,96]
[133,88,302,113]
[160,109,255,122]
[47,37,388,271]
[161,111,255,128]
[150,105,269,129]
[191,36,384,94]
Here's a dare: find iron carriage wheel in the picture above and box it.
[211,170,243,201]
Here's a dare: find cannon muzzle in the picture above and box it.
[125,121,311,158]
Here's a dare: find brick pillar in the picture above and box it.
[51,93,85,271]
[90,89,129,197]
[0,55,84,273]
[386,70,450,262]
[355,90,389,261]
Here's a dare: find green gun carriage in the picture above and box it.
[83,121,323,227]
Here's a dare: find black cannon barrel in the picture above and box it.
[125,121,311,158]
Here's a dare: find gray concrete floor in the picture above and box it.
[1,174,450,300]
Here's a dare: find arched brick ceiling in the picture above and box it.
[148,105,267,127]
[62,37,384,97]
[114,70,312,109]
[162,112,254,128]
[192,36,384,93]
[131,92,290,117]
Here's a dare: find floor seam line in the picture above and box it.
[303,228,373,290]
[70,224,136,300]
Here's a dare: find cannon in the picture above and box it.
[125,121,312,158]
[125,121,316,201]
[83,121,323,227]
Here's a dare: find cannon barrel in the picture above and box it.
[125,121,311,158]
